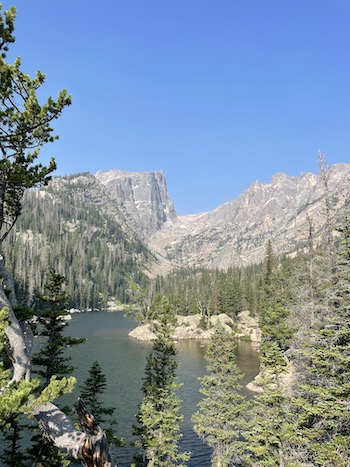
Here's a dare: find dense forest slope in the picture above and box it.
[4,164,349,307]
[3,173,153,309]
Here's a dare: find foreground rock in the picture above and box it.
[128,311,260,342]
[235,310,261,343]
[246,360,295,394]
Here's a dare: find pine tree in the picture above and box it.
[32,270,85,385]
[192,324,250,467]
[0,414,27,467]
[239,244,297,466]
[133,296,190,467]
[80,360,123,447]
[28,270,84,465]
[0,6,114,462]
[0,5,71,245]
[0,306,75,466]
[288,207,350,465]
[242,374,291,467]
[258,242,294,367]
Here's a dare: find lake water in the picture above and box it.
[62,311,260,467]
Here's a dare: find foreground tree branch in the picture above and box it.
[1,258,116,464]
[33,400,115,466]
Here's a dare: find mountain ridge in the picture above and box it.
[148,163,349,269]
[89,163,349,271]
[9,163,350,280]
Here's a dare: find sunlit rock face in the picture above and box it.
[45,164,350,273]
[142,164,349,271]
[96,169,177,239]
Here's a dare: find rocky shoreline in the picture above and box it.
[128,310,261,343]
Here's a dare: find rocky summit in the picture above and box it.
[26,164,350,274]
[94,164,349,271]
[95,170,177,239]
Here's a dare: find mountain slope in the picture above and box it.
[5,164,349,305]
[146,163,350,269]
[4,173,154,309]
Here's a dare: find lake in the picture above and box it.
[62,311,260,466]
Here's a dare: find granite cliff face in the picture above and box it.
[95,170,177,239]
[144,164,349,270]
[45,164,349,272]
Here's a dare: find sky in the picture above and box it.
[2,0,349,214]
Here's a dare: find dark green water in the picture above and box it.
[62,311,259,466]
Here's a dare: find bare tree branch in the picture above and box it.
[33,400,116,466]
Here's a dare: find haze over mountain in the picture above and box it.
[95,163,350,270]
[6,163,349,307]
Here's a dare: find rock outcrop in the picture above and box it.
[128,311,260,341]
[246,362,295,394]
[235,310,261,343]
[147,164,350,269]
[95,170,177,239]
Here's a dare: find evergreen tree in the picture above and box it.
[216,271,242,318]
[0,5,71,245]
[80,360,123,447]
[241,264,259,314]
[258,242,294,367]
[242,364,295,467]
[0,6,114,462]
[0,305,75,466]
[0,414,27,467]
[133,296,189,467]
[32,269,85,385]
[239,244,297,465]
[0,0,74,445]
[258,239,276,328]
[192,324,250,467]
[288,208,350,465]
[28,270,84,465]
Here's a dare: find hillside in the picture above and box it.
[4,173,153,309]
[4,164,349,306]
[96,163,350,269]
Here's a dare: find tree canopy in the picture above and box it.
[0,4,71,243]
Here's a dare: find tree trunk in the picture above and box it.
[33,400,115,466]
[1,252,116,466]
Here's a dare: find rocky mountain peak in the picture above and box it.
[146,163,350,271]
[41,164,349,274]
[270,172,293,183]
[95,169,177,239]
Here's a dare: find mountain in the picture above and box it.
[95,170,177,239]
[96,164,350,270]
[4,173,153,309]
[5,164,349,306]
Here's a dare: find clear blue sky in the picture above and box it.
[3,0,350,214]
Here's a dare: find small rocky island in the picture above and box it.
[129,310,261,343]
